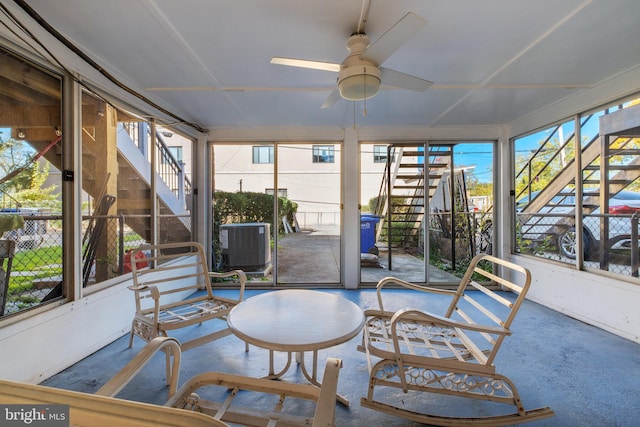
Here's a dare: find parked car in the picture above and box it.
[517,189,640,259]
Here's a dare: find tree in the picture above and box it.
[13,161,60,209]
[0,138,60,209]
[0,138,34,191]
[514,136,575,198]
[465,172,493,197]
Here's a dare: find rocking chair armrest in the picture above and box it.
[128,284,162,319]
[363,309,398,319]
[312,357,342,425]
[97,337,181,398]
[209,269,247,301]
[391,308,512,337]
[375,276,456,311]
[364,308,394,317]
[128,284,161,302]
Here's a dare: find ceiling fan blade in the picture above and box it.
[321,88,341,109]
[380,67,432,92]
[364,12,427,66]
[270,57,341,72]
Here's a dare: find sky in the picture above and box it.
[0,128,9,143]
[454,142,494,183]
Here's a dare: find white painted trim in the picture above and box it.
[207,125,503,143]
[343,128,359,289]
[512,255,640,344]
[196,133,210,251]
[508,65,640,138]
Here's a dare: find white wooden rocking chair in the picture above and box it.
[358,253,554,426]
[0,337,342,427]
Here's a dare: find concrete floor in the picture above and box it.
[42,288,640,426]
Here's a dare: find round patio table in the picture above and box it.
[227,289,365,405]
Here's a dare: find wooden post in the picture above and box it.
[92,103,119,283]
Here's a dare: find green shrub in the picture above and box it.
[213,191,297,233]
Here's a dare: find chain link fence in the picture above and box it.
[0,213,191,318]
[428,208,640,277]
[516,211,640,276]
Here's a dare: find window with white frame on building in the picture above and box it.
[373,145,395,163]
[312,145,334,163]
[168,146,183,162]
[253,146,274,164]
[162,146,183,165]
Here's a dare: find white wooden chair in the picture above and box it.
[108,337,342,427]
[165,356,342,427]
[0,337,224,427]
[358,253,555,426]
[0,337,342,427]
[128,241,246,352]
[0,380,227,427]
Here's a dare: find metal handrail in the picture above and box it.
[514,114,594,206]
[121,122,192,201]
[154,130,192,199]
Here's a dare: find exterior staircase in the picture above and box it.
[515,111,640,252]
[374,143,452,255]
[116,124,191,243]
[31,123,191,244]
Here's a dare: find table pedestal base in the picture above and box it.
[266,349,349,406]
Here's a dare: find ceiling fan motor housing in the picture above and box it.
[337,33,382,100]
[338,64,381,100]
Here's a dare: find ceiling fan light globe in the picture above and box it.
[337,65,381,101]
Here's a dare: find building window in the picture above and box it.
[168,146,183,162]
[266,188,288,198]
[313,145,335,163]
[373,145,395,163]
[162,146,183,164]
[253,146,274,164]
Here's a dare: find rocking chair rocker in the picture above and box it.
[358,253,554,426]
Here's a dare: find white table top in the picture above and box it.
[227,289,365,352]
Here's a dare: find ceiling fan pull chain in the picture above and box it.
[353,101,357,130]
[363,68,368,117]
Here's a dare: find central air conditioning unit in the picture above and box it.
[220,223,271,270]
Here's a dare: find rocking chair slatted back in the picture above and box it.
[443,254,532,365]
[133,259,214,314]
[128,242,246,353]
[359,253,554,426]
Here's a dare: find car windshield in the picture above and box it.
[516,191,539,209]
[516,189,640,211]
[613,190,640,201]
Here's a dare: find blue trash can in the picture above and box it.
[360,214,380,255]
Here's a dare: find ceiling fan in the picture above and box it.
[271,12,433,109]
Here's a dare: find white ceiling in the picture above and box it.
[2,0,640,134]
